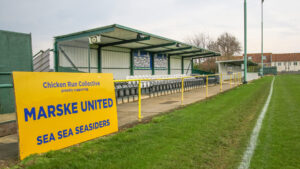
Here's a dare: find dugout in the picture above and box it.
[217,59,257,74]
[216,59,257,80]
[54,24,220,79]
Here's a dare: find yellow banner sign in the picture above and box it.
[13,72,118,160]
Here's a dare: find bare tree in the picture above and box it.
[214,32,241,57]
[193,57,217,73]
[186,33,220,73]
[185,32,241,57]
[207,41,219,53]
[185,33,212,49]
[186,32,241,73]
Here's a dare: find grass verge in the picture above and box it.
[13,77,273,169]
[250,75,300,169]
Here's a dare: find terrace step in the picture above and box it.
[0,113,17,137]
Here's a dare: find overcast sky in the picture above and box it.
[1,0,299,54]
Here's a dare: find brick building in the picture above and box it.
[271,53,300,72]
[246,53,272,67]
[234,53,300,72]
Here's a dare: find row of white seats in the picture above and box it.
[126,74,189,80]
[124,74,192,88]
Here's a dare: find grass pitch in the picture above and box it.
[249,75,300,169]
[14,77,274,169]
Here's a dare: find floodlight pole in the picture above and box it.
[261,0,264,76]
[243,0,248,83]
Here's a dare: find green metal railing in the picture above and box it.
[192,69,214,75]
[263,66,277,75]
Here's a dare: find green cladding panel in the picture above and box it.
[0,30,33,114]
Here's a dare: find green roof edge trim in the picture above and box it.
[54,24,115,39]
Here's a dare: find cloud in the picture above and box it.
[0,0,299,54]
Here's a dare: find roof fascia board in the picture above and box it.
[182,52,215,58]
[134,42,176,50]
[156,47,192,54]
[100,36,150,47]
[169,49,204,56]
[55,27,115,42]
[101,34,175,51]
[186,54,217,59]
[194,55,216,59]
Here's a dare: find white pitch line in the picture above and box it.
[238,76,275,169]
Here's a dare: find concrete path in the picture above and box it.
[0,134,18,167]
[0,82,238,167]
[117,83,235,127]
[0,114,16,124]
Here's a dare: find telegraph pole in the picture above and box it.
[244,0,248,83]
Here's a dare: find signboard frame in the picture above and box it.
[13,72,118,160]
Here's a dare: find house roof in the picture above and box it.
[272,53,300,62]
[225,53,300,63]
[246,53,272,63]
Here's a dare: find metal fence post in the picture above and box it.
[220,74,223,92]
[181,77,184,105]
[113,74,225,121]
[138,80,142,121]
[241,72,243,83]
[206,75,208,98]
[234,73,236,86]
[230,74,232,88]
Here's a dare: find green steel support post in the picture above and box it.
[97,46,102,73]
[168,54,171,75]
[261,0,264,76]
[151,53,155,75]
[130,50,134,75]
[54,41,59,72]
[243,0,248,83]
[88,46,91,73]
[181,57,184,74]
